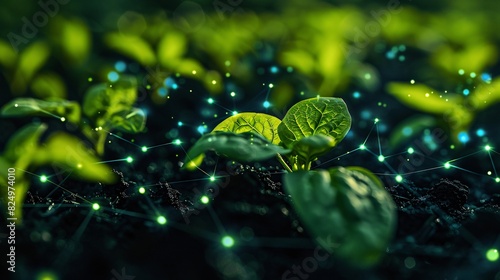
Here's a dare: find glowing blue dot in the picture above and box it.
[107,71,119,82]
[263,101,270,108]
[197,125,207,134]
[402,127,413,136]
[458,131,470,144]
[178,121,183,127]
[462,89,470,96]
[361,110,371,119]
[386,51,396,60]
[232,111,238,115]
[353,91,361,99]
[481,73,492,83]
[158,87,168,97]
[164,77,175,87]
[476,129,486,137]
[114,61,126,72]
[171,83,178,90]
[270,66,279,73]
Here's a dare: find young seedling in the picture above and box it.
[184,97,396,266]
[1,75,147,155]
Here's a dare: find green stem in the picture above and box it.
[96,131,107,156]
[276,154,293,173]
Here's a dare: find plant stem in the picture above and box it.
[276,154,293,173]
[96,131,107,156]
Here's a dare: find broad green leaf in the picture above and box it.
[11,41,51,94]
[290,134,336,163]
[32,132,117,184]
[107,108,146,133]
[184,132,290,170]
[3,123,47,164]
[30,72,67,99]
[108,75,138,106]
[83,84,110,119]
[0,39,17,68]
[386,83,463,114]
[157,32,187,68]
[469,77,500,110]
[1,98,81,123]
[104,33,156,66]
[284,166,396,266]
[212,113,282,144]
[278,97,351,148]
[50,17,91,65]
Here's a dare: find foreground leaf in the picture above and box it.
[284,166,396,266]
[290,134,337,163]
[184,132,290,170]
[212,113,282,144]
[3,123,47,165]
[278,97,351,148]
[1,98,81,123]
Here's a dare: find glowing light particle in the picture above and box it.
[207,98,214,104]
[210,176,216,182]
[197,125,207,134]
[458,69,465,75]
[353,91,361,99]
[37,271,58,280]
[92,203,100,211]
[395,175,403,182]
[481,73,492,82]
[268,83,274,88]
[221,236,235,248]
[410,79,415,84]
[157,215,167,225]
[470,72,476,78]
[270,66,279,73]
[263,101,270,108]
[476,129,486,137]
[114,61,126,72]
[77,164,82,169]
[177,121,183,127]
[141,146,148,152]
[485,145,492,151]
[463,89,470,96]
[107,71,119,82]
[138,187,146,194]
[60,117,66,122]
[192,70,197,75]
[407,147,415,154]
[126,156,134,163]
[444,162,451,169]
[200,196,210,204]
[230,91,236,97]
[173,139,182,145]
[359,144,366,150]
[378,155,385,162]
[374,118,380,123]
[157,87,168,97]
[486,249,499,262]
[232,111,238,116]
[211,80,217,85]
[364,73,371,80]
[496,178,500,183]
[458,131,470,143]
[40,175,48,183]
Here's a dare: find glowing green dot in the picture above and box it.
[395,175,403,182]
[138,187,146,194]
[92,203,100,210]
[268,83,274,88]
[470,72,476,78]
[407,147,415,154]
[157,215,167,225]
[444,162,451,169]
[207,98,214,104]
[359,144,366,150]
[232,111,238,116]
[126,156,133,163]
[495,177,500,183]
[40,175,48,183]
[221,235,235,248]
[200,196,210,204]
[364,73,371,80]
[486,249,499,261]
[210,176,216,182]
[374,118,380,123]
[485,145,492,151]
[60,117,66,122]
[458,69,465,75]
[37,272,58,280]
[141,146,148,152]
[378,155,385,162]
[230,91,236,97]
[173,139,182,145]
[87,77,93,82]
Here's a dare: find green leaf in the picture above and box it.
[184,132,290,170]
[157,32,187,68]
[82,84,110,119]
[49,17,91,65]
[212,113,282,145]
[32,132,117,184]
[290,134,337,163]
[108,75,138,106]
[3,123,47,164]
[107,108,146,133]
[30,72,67,99]
[283,166,396,266]
[11,41,51,94]
[278,97,351,149]
[1,98,81,123]
[104,33,156,66]
[386,82,463,114]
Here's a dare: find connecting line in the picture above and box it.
[146,142,175,150]
[180,145,211,177]
[207,205,227,236]
[448,150,484,163]
[313,147,360,169]
[102,129,143,149]
[487,152,499,178]
[376,122,382,156]
[45,171,74,199]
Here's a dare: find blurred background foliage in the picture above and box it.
[2,0,500,195]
